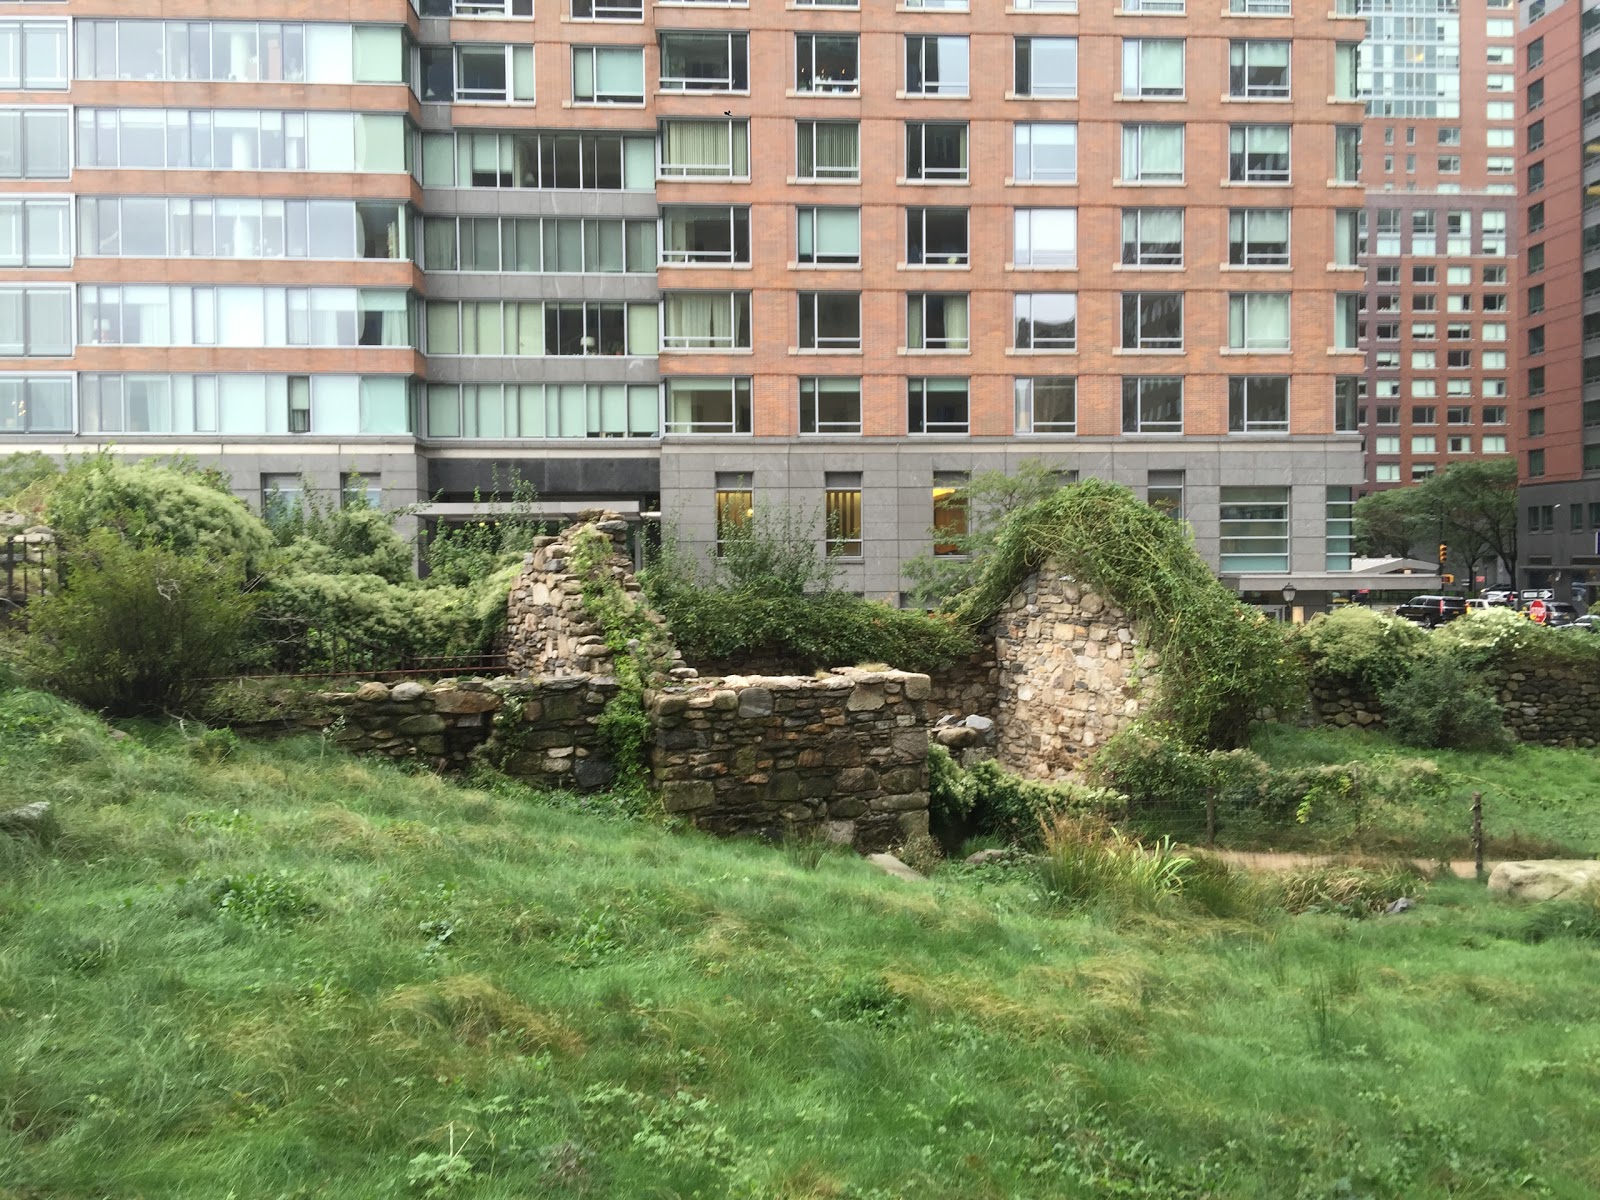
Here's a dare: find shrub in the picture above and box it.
[1272,865,1423,917]
[270,496,413,584]
[20,532,255,714]
[949,479,1303,749]
[928,743,1124,846]
[1379,654,1511,752]
[0,451,58,509]
[44,455,274,572]
[420,471,545,589]
[1293,606,1426,695]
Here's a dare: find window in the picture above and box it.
[1527,448,1545,478]
[1411,435,1437,454]
[1527,161,1544,192]
[1228,376,1288,432]
[907,294,969,350]
[1229,41,1288,99]
[1528,327,1545,356]
[420,44,534,103]
[0,286,71,356]
[714,473,754,553]
[1228,208,1288,266]
[1,107,68,178]
[907,207,967,266]
[1375,406,1399,425]
[1412,405,1436,425]
[1447,350,1471,368]
[659,32,747,92]
[796,33,857,94]
[1481,212,1506,256]
[1334,42,1358,99]
[797,121,859,181]
[1013,123,1076,183]
[1230,0,1290,13]
[1334,294,1360,349]
[91,370,406,435]
[1484,406,1506,424]
[1121,293,1182,350]
[825,473,863,556]
[1411,294,1436,314]
[1446,406,1471,425]
[0,20,67,89]
[665,377,752,434]
[906,35,969,96]
[1486,128,1514,149]
[0,375,71,432]
[1015,377,1076,434]
[423,129,653,189]
[1228,294,1289,350]
[661,206,749,265]
[1014,0,1080,8]
[1122,376,1182,433]
[1122,38,1183,99]
[1374,465,1400,483]
[421,214,651,273]
[1375,436,1400,454]
[1486,18,1514,36]
[1124,0,1184,11]
[908,379,969,434]
[1527,244,1544,275]
[906,122,967,182]
[1486,101,1513,120]
[798,292,860,350]
[1334,377,1360,432]
[1015,37,1078,98]
[1149,471,1185,521]
[423,299,644,356]
[1229,125,1289,183]
[1334,126,1360,182]
[932,471,968,554]
[1528,37,1544,69]
[261,474,304,523]
[1483,322,1506,342]
[0,197,69,266]
[1219,486,1288,571]
[1528,408,1546,438]
[1437,155,1459,174]
[1013,293,1077,350]
[1528,121,1544,152]
[662,291,750,351]
[1121,124,1184,183]
[659,119,749,178]
[1013,208,1076,267]
[799,378,861,435]
[572,0,642,19]
[1527,365,1545,396]
[572,46,644,103]
[1326,487,1354,570]
[1411,209,1436,255]
[1121,208,1182,267]
[797,206,860,266]
[1527,78,1544,110]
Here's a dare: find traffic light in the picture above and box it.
[1438,543,1448,565]
[1442,574,1455,585]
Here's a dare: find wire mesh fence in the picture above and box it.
[1,532,60,615]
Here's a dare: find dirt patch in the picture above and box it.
[1210,850,1492,880]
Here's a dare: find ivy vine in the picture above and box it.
[949,478,1303,749]
[568,526,674,790]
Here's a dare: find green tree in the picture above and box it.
[1353,460,1518,591]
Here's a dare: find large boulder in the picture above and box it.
[1487,860,1600,902]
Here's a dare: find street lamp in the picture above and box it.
[1281,581,1297,606]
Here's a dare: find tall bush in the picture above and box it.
[1293,606,1426,695]
[20,532,254,714]
[1379,655,1511,752]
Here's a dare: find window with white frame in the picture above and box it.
[905,35,968,96]
[571,0,642,20]
[1122,376,1182,433]
[796,33,857,94]
[798,206,859,265]
[906,122,967,182]
[0,197,69,266]
[420,44,534,103]
[661,291,751,351]
[0,107,69,178]
[1013,293,1077,350]
[0,20,68,89]
[1015,37,1078,97]
[1121,292,1182,350]
[1229,41,1288,98]
[1014,376,1076,434]
[573,46,644,103]
[1121,123,1184,183]
[660,205,749,264]
[908,377,969,434]
[798,292,860,350]
[1228,208,1288,265]
[1013,208,1077,266]
[1228,293,1290,350]
[1229,125,1289,182]
[907,207,968,266]
[799,377,862,434]
[1228,375,1288,432]
[1120,208,1182,267]
[1013,123,1076,183]
[796,120,859,181]
[0,374,71,432]
[1230,0,1289,13]
[423,381,653,439]
[0,286,71,356]
[659,119,749,177]
[664,377,751,434]
[907,293,969,350]
[1122,39,1184,99]
[659,31,747,92]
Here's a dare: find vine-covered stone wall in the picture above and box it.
[988,564,1154,780]
[1313,666,1600,748]
[647,669,933,852]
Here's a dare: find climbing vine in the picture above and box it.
[569,527,674,790]
[949,478,1303,749]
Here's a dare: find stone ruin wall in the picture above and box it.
[648,669,932,852]
[986,563,1154,781]
[1315,666,1600,748]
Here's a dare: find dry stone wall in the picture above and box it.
[988,564,1153,780]
[648,669,933,852]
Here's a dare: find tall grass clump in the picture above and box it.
[1034,814,1192,912]
[950,480,1302,748]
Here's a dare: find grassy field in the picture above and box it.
[1251,724,1600,858]
[3,687,1600,1199]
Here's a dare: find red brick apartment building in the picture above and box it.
[1514,0,1600,600]
[0,0,1369,598]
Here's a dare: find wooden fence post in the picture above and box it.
[1471,792,1484,882]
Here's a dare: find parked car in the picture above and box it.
[1482,588,1517,607]
[1532,601,1582,627]
[1394,595,1468,628]
[1572,615,1599,634]
[1465,598,1490,611]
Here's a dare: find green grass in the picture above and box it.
[1252,723,1600,858]
[2,686,1600,1199]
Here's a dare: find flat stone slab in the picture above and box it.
[865,853,924,882]
[1487,860,1600,902]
